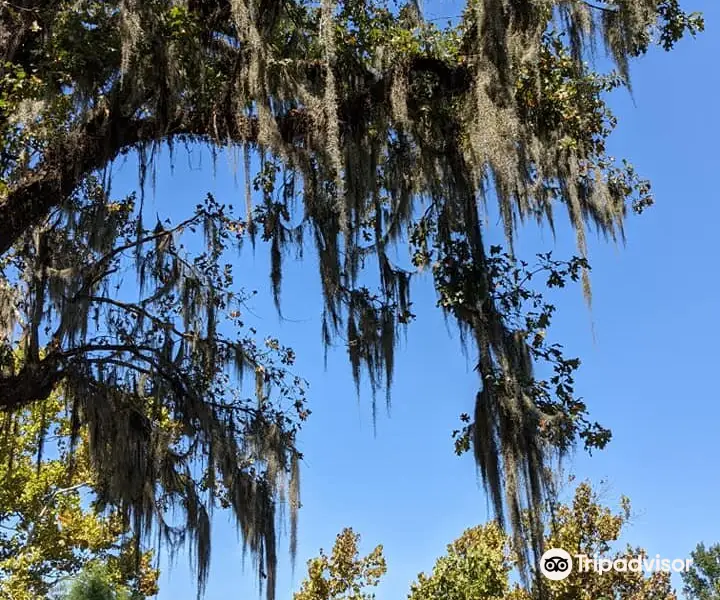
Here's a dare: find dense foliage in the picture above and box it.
[513,480,676,600]
[682,543,720,600]
[407,522,510,600]
[0,0,703,596]
[297,482,680,600]
[293,528,386,600]
[0,386,158,600]
[61,564,145,600]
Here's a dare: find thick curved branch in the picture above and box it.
[0,56,468,257]
[0,106,283,256]
[0,342,155,412]
[0,356,64,411]
[0,108,150,256]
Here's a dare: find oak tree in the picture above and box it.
[0,0,703,596]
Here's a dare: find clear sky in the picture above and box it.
[111,2,720,597]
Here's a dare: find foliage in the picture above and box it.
[682,543,720,600]
[0,0,704,596]
[0,387,159,600]
[407,523,510,600]
[511,480,676,600]
[0,186,306,598]
[446,248,611,563]
[293,528,386,600]
[61,563,143,600]
[300,482,680,600]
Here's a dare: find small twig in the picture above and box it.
[580,0,619,12]
[25,482,91,545]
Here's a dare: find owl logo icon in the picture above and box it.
[540,548,573,580]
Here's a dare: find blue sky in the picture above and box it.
[112,2,720,597]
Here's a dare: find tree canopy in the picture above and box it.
[682,543,720,600]
[293,528,386,600]
[295,481,679,600]
[61,563,147,600]
[405,481,677,600]
[0,381,159,600]
[0,0,703,597]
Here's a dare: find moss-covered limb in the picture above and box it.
[1,0,699,255]
[0,47,473,255]
[0,355,66,411]
[0,187,306,600]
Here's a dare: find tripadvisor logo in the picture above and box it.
[539,548,693,581]
[540,548,573,580]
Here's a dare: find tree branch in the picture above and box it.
[581,0,619,12]
[0,105,282,256]
[25,482,91,545]
[0,356,65,412]
[0,56,469,257]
